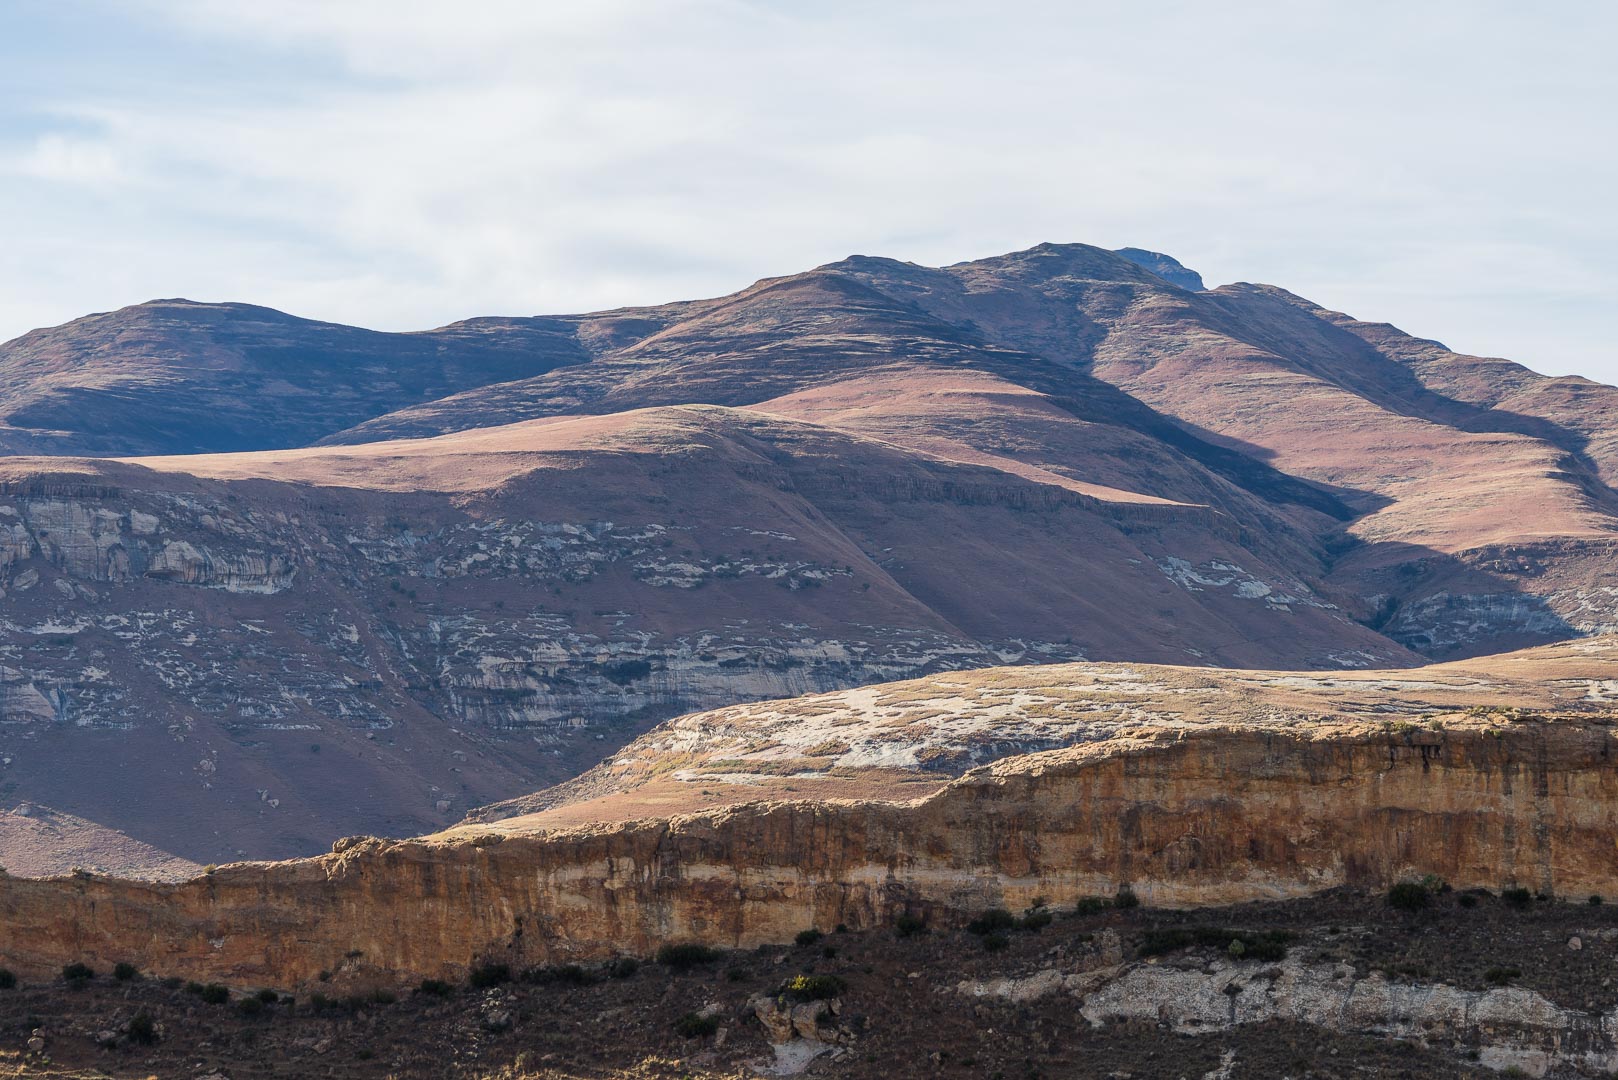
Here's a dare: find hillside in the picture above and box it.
[0,241,1615,871]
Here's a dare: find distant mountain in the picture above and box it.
[0,299,591,455]
[0,242,1614,867]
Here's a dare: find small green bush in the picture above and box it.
[605,957,640,979]
[237,996,265,1017]
[1458,893,1479,908]
[981,932,1011,952]
[1387,881,1431,912]
[1019,908,1053,932]
[1501,887,1533,908]
[112,962,138,982]
[127,1011,157,1046]
[1138,927,1292,962]
[199,983,229,1005]
[894,913,928,938]
[656,943,722,971]
[184,980,205,995]
[1073,896,1111,916]
[1113,886,1140,910]
[370,988,398,1005]
[1590,894,1604,906]
[255,987,278,1004]
[1485,966,1521,986]
[417,978,454,997]
[674,1011,721,1038]
[522,964,596,987]
[794,929,824,947]
[780,974,846,1001]
[468,962,512,988]
[967,909,1017,936]
[0,968,15,990]
[62,962,94,984]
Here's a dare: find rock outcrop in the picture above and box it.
[3,640,1616,988]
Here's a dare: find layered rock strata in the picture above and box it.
[2,713,1615,988]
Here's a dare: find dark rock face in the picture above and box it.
[1114,246,1207,291]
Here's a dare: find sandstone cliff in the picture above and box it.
[2,640,1615,989]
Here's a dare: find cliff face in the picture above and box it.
[4,716,1616,988]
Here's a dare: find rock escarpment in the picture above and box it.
[3,702,1616,989]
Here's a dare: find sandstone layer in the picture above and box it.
[1,639,1615,989]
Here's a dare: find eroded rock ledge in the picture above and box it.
[3,718,1617,989]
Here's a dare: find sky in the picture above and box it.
[1,1,1614,383]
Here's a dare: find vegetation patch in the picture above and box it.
[1137,927,1293,962]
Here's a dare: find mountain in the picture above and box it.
[0,241,1615,868]
[0,299,590,455]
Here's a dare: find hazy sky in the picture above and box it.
[2,1,1614,383]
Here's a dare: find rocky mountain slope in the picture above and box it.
[1,638,1615,993]
[1,241,1616,871]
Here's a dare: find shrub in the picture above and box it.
[237,996,265,1017]
[113,962,138,982]
[894,914,928,938]
[1458,893,1479,908]
[794,929,824,947]
[780,974,845,1002]
[1501,887,1533,908]
[62,962,94,985]
[522,964,596,987]
[1073,896,1111,916]
[468,962,512,988]
[0,968,14,990]
[822,946,838,959]
[1113,886,1140,910]
[605,957,640,979]
[127,1011,157,1046]
[1019,908,1053,932]
[1590,895,1604,906]
[308,992,332,1011]
[1485,966,1521,986]
[674,1011,721,1038]
[417,978,454,998]
[1138,927,1291,962]
[967,909,1017,936]
[184,981,205,996]
[255,987,279,1004]
[199,983,229,1005]
[370,988,398,1005]
[656,943,722,972]
[981,933,1011,952]
[1387,881,1431,912]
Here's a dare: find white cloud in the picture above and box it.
[0,0,1614,381]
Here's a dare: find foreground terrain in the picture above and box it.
[2,638,1615,994]
[2,889,1614,1078]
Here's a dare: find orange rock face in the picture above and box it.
[3,716,1615,989]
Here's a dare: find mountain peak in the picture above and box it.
[1113,247,1206,291]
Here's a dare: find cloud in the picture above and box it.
[0,1,1613,382]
